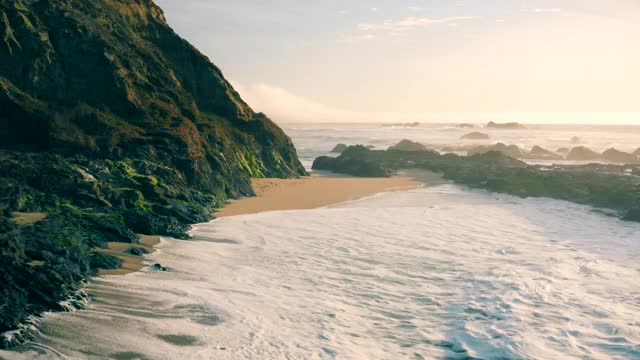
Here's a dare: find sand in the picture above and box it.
[215,171,426,218]
[101,170,438,276]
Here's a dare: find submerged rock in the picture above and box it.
[330,144,348,153]
[388,139,428,152]
[461,132,490,140]
[602,148,638,164]
[567,147,601,161]
[458,123,475,128]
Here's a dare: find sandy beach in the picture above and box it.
[215,171,426,218]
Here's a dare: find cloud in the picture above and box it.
[357,16,476,32]
[230,81,402,123]
[338,33,376,43]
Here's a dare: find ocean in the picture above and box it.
[4,123,640,360]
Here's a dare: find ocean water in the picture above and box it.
[4,123,640,360]
[6,186,640,360]
[281,123,640,169]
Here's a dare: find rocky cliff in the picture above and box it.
[0,0,305,342]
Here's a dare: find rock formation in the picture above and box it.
[486,121,526,129]
[461,132,490,140]
[388,139,428,152]
[566,147,601,161]
[0,0,305,341]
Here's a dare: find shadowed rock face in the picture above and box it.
[523,146,563,161]
[602,148,639,164]
[0,0,305,340]
[388,139,428,152]
[567,146,601,161]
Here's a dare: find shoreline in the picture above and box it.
[101,170,436,276]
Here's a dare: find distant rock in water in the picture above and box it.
[633,147,640,157]
[331,144,348,153]
[461,132,490,140]
[567,147,601,161]
[557,147,571,154]
[388,139,428,152]
[467,143,523,159]
[366,145,376,150]
[0,0,305,338]
[458,123,475,128]
[602,148,638,164]
[486,121,526,129]
[382,122,420,128]
[523,146,563,161]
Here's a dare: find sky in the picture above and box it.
[155,0,640,124]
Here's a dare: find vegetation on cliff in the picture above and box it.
[0,0,305,342]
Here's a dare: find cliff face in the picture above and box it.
[0,0,305,341]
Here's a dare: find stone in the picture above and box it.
[461,132,490,140]
[566,147,601,161]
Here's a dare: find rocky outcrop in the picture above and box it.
[461,132,490,140]
[388,139,428,152]
[522,146,563,161]
[458,123,475,128]
[331,144,348,153]
[312,146,640,223]
[602,148,638,164]
[486,121,525,129]
[467,143,522,158]
[383,122,420,128]
[567,147,601,161]
[0,0,305,340]
[633,148,640,157]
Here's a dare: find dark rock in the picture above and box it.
[461,132,490,140]
[467,143,523,158]
[330,144,348,153]
[602,148,638,164]
[311,148,640,224]
[486,121,526,129]
[458,123,475,128]
[90,252,123,270]
[388,139,428,152]
[523,146,563,161]
[150,263,169,272]
[126,247,149,256]
[0,0,306,338]
[567,147,601,161]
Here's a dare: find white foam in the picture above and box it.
[7,185,640,359]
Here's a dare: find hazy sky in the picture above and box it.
[155,0,640,123]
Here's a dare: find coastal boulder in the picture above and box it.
[602,148,638,164]
[524,146,563,160]
[461,132,490,140]
[486,121,525,129]
[467,143,523,159]
[388,139,428,152]
[567,147,601,161]
[633,147,640,157]
[330,144,348,153]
